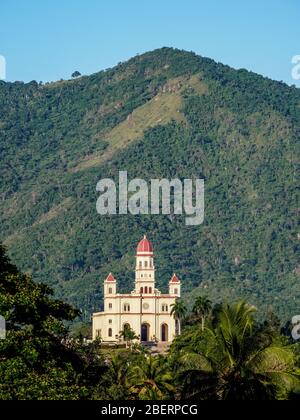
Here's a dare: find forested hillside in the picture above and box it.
[0,48,299,321]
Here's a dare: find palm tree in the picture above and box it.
[193,296,212,331]
[119,326,138,349]
[131,342,149,355]
[175,301,300,400]
[171,300,187,335]
[108,354,132,388]
[129,355,175,400]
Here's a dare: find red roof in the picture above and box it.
[136,235,153,255]
[105,273,116,282]
[169,274,181,284]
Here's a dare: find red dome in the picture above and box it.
[136,235,153,255]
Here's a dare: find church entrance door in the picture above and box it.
[161,324,169,342]
[141,323,149,342]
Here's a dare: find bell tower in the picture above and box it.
[104,273,117,296]
[169,274,181,297]
[135,235,155,294]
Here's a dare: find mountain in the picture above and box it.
[0,48,299,321]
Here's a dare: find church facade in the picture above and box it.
[92,235,181,343]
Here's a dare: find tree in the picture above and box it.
[71,323,92,341]
[193,296,212,331]
[172,301,300,400]
[0,245,91,399]
[170,300,187,335]
[129,355,175,400]
[93,353,133,400]
[71,71,81,78]
[119,325,138,349]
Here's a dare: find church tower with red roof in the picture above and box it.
[92,235,182,344]
[169,274,181,297]
[135,235,155,295]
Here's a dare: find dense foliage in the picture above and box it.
[0,245,104,399]
[0,48,299,322]
[1,248,300,400]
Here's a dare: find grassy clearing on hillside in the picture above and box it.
[71,75,207,173]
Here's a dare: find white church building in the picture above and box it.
[92,235,181,344]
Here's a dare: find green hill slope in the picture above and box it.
[0,48,299,321]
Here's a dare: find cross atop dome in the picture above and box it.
[136,234,154,256]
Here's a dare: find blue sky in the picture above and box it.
[1,0,299,85]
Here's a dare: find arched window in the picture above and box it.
[145,286,148,294]
[139,261,142,268]
[109,288,113,294]
[140,287,143,294]
[145,261,148,268]
[150,260,153,268]
[162,304,168,312]
[109,303,113,309]
[174,289,178,295]
[149,287,152,294]
[108,328,112,337]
